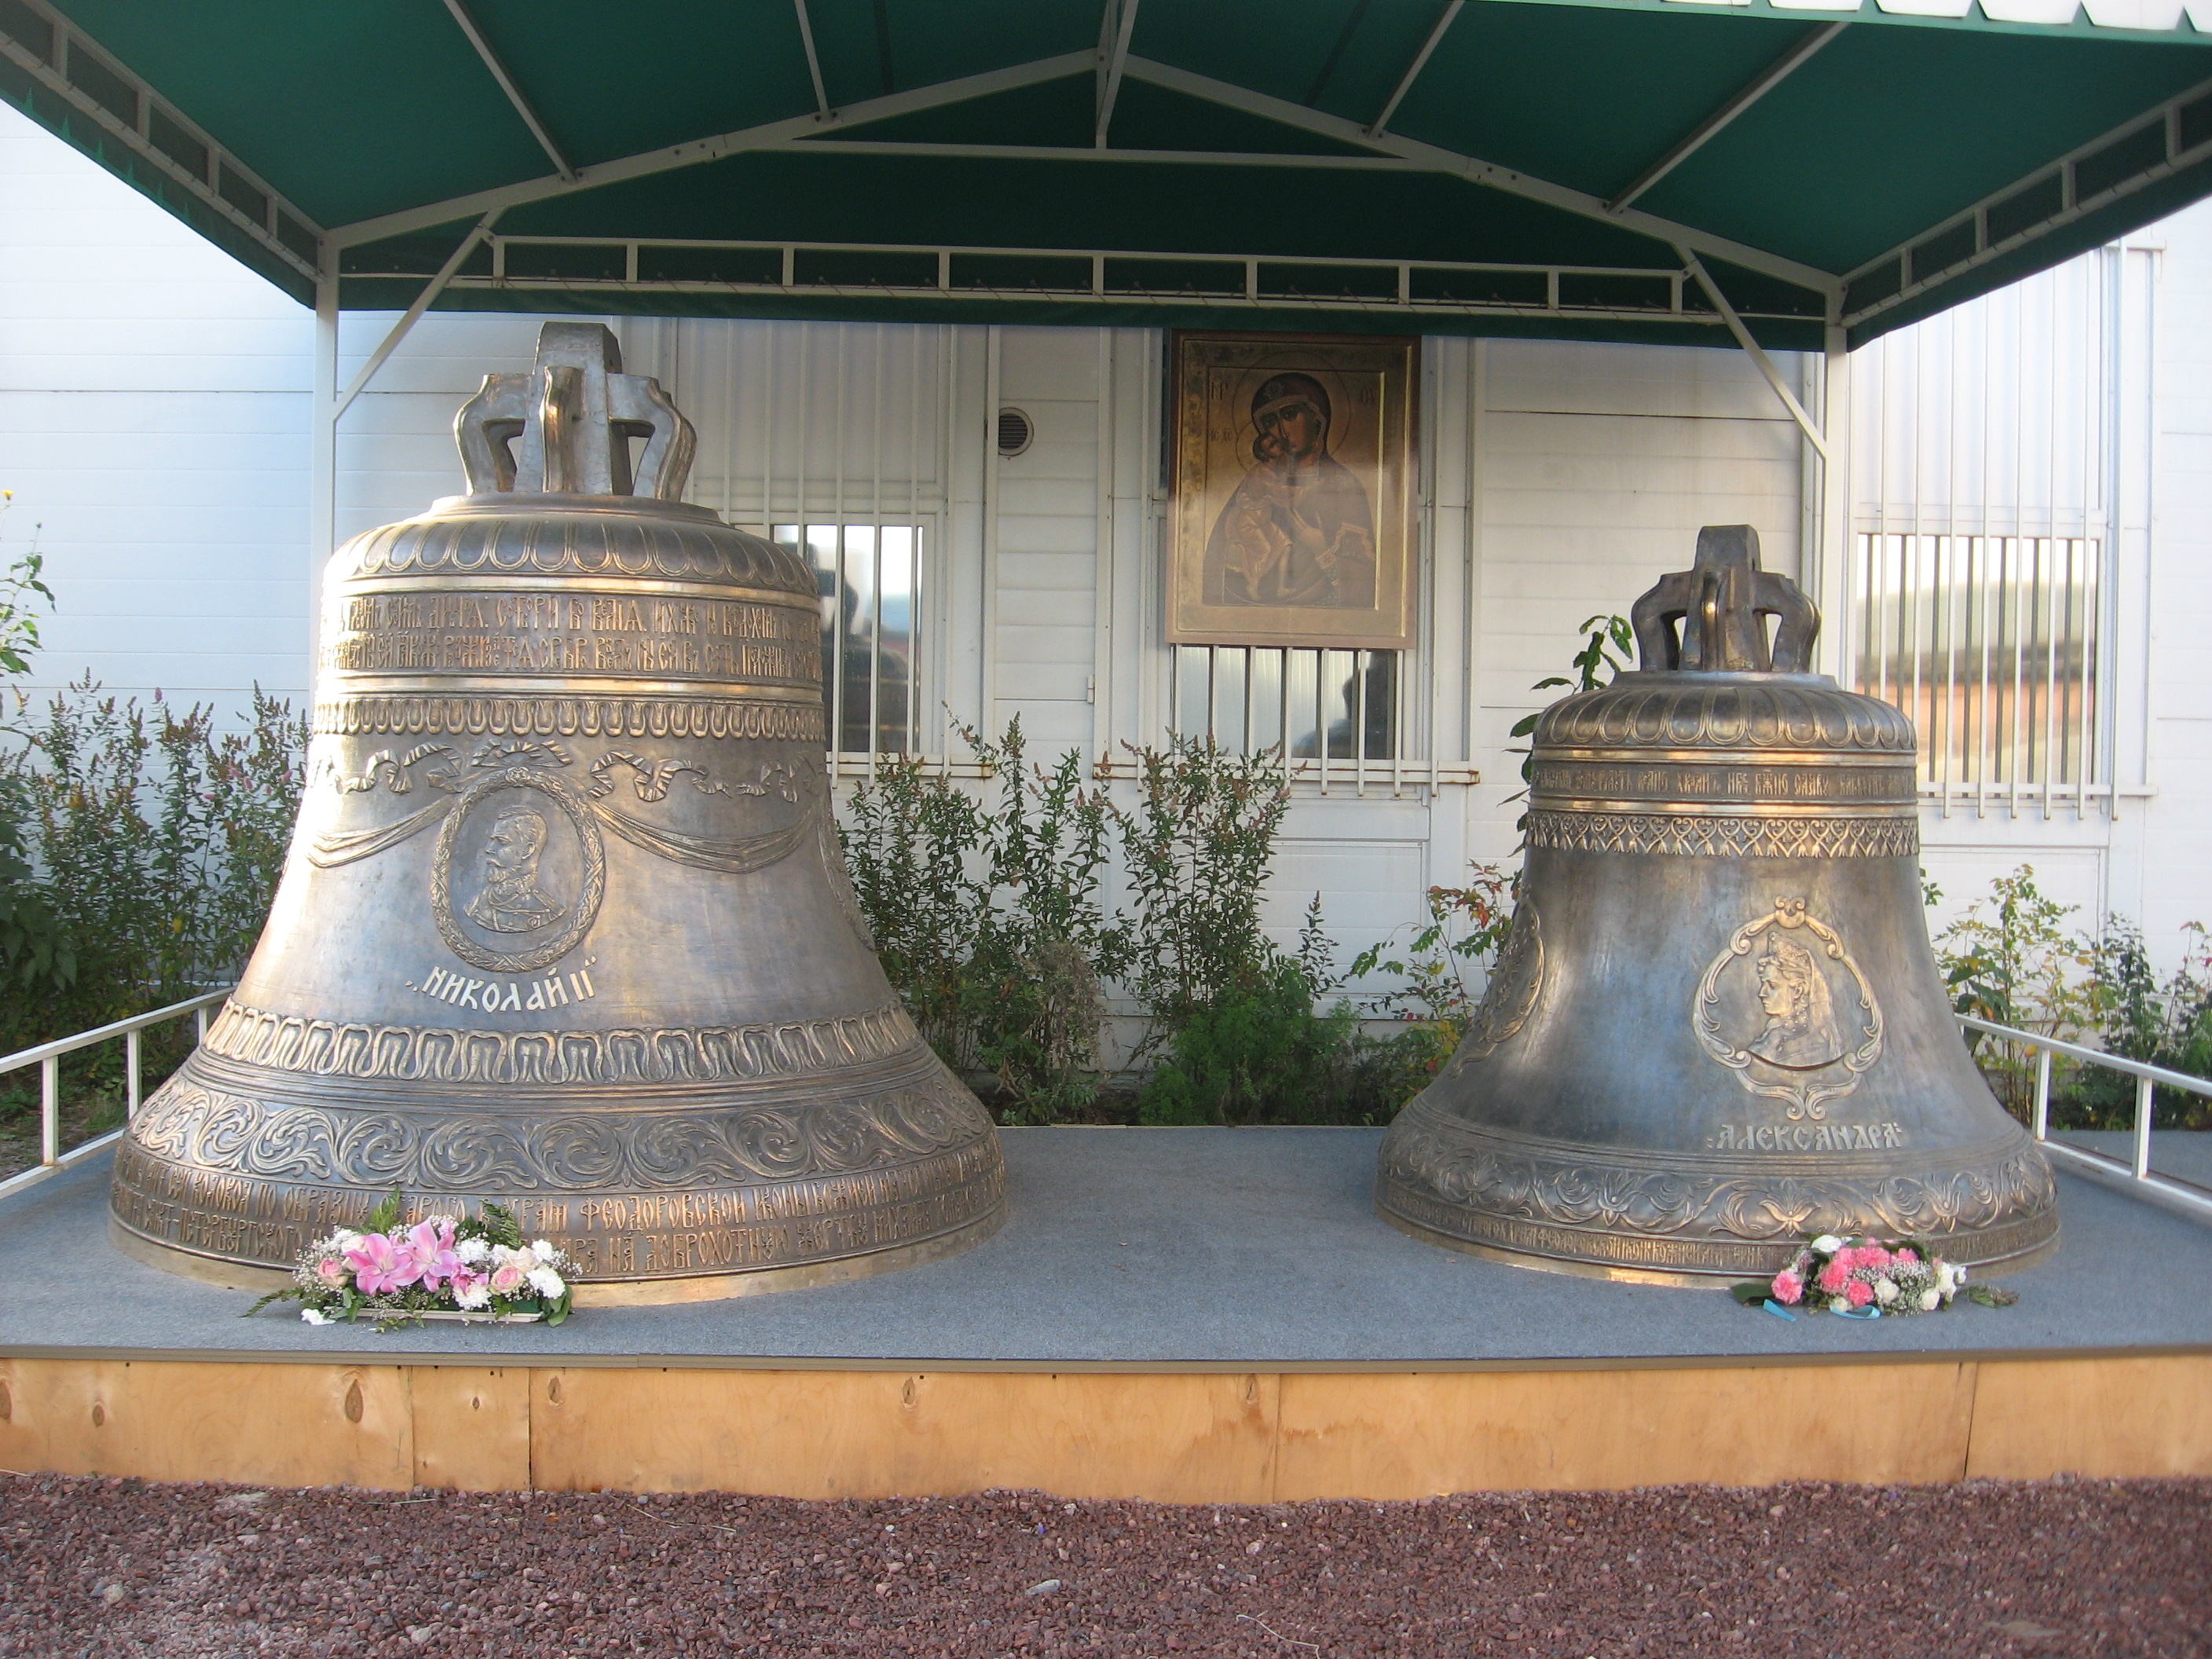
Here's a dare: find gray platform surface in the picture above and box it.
[2,1128,2206,1368]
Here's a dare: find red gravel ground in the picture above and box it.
[0,1472,2204,1658]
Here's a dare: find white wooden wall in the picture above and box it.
[6,95,2210,977]
[0,100,308,709]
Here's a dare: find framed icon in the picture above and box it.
[1168,331,1417,650]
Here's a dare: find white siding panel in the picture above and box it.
[991,331,1101,745]
[1485,339,1793,421]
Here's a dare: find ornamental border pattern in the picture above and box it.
[1524,810,1919,859]
[119,1071,994,1192]
[198,999,920,1086]
[316,695,826,742]
[1535,683,1916,753]
[1377,1103,2056,1247]
[339,517,812,594]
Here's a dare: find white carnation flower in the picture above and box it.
[1829,1296,1851,1314]
[1873,1279,1899,1306]
[531,1239,558,1259]
[1810,1235,1845,1255]
[526,1265,566,1298]
[1918,1289,1941,1312]
[300,1307,329,1326]
[453,1277,493,1310]
[456,1237,491,1265]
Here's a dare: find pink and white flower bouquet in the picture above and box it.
[1747,1233,1963,1317]
[251,1189,574,1328]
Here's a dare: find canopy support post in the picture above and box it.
[309,252,339,689]
[1676,246,1829,461]
[1815,320,1854,681]
[333,212,500,423]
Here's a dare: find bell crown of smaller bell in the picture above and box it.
[451,321,698,501]
[1629,525,1820,675]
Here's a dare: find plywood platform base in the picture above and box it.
[2,1351,2208,1500]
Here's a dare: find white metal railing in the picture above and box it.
[1960,1013,2212,1219]
[0,987,232,1203]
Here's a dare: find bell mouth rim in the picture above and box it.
[105,1199,1008,1306]
[1372,1196,2060,1287]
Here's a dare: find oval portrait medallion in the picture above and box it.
[431,766,606,972]
[1693,895,1883,1120]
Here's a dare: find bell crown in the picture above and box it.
[452,321,698,500]
[1629,524,1820,674]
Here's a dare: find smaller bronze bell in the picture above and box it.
[1377,526,2058,1283]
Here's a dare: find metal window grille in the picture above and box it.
[773,523,921,757]
[1848,242,2119,806]
[627,317,946,762]
[1854,533,2101,789]
[1170,644,1399,783]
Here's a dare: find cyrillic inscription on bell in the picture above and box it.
[109,322,1007,1301]
[1376,525,2058,1282]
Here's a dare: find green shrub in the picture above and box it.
[1928,865,2211,1129]
[1343,863,1518,1107]
[2,679,306,1053]
[1107,734,1296,1047]
[840,720,1123,1122]
[0,515,308,1155]
[1137,961,1356,1126]
[2065,918,2212,1130]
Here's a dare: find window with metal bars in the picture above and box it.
[1170,644,1397,767]
[1853,532,2103,790]
[773,522,921,756]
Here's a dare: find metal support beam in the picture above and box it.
[793,0,831,120]
[1127,57,1839,296]
[327,46,1834,300]
[0,0,321,283]
[1677,245,1829,460]
[443,0,576,182]
[1607,24,1846,214]
[761,138,1423,170]
[1368,0,1461,137]
[1095,0,1140,149]
[332,212,500,422]
[328,51,1097,248]
[1840,68,2212,331]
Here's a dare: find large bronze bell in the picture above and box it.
[1378,526,2058,1283]
[111,324,1006,1300]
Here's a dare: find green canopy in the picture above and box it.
[5,0,2210,348]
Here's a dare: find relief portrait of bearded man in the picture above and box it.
[1202,372,1378,610]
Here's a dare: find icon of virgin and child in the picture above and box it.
[1201,372,1378,611]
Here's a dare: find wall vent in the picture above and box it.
[996,407,1033,458]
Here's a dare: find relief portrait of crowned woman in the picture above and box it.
[1202,372,1378,610]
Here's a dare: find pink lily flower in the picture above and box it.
[344,1232,416,1295]
[401,1219,463,1290]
